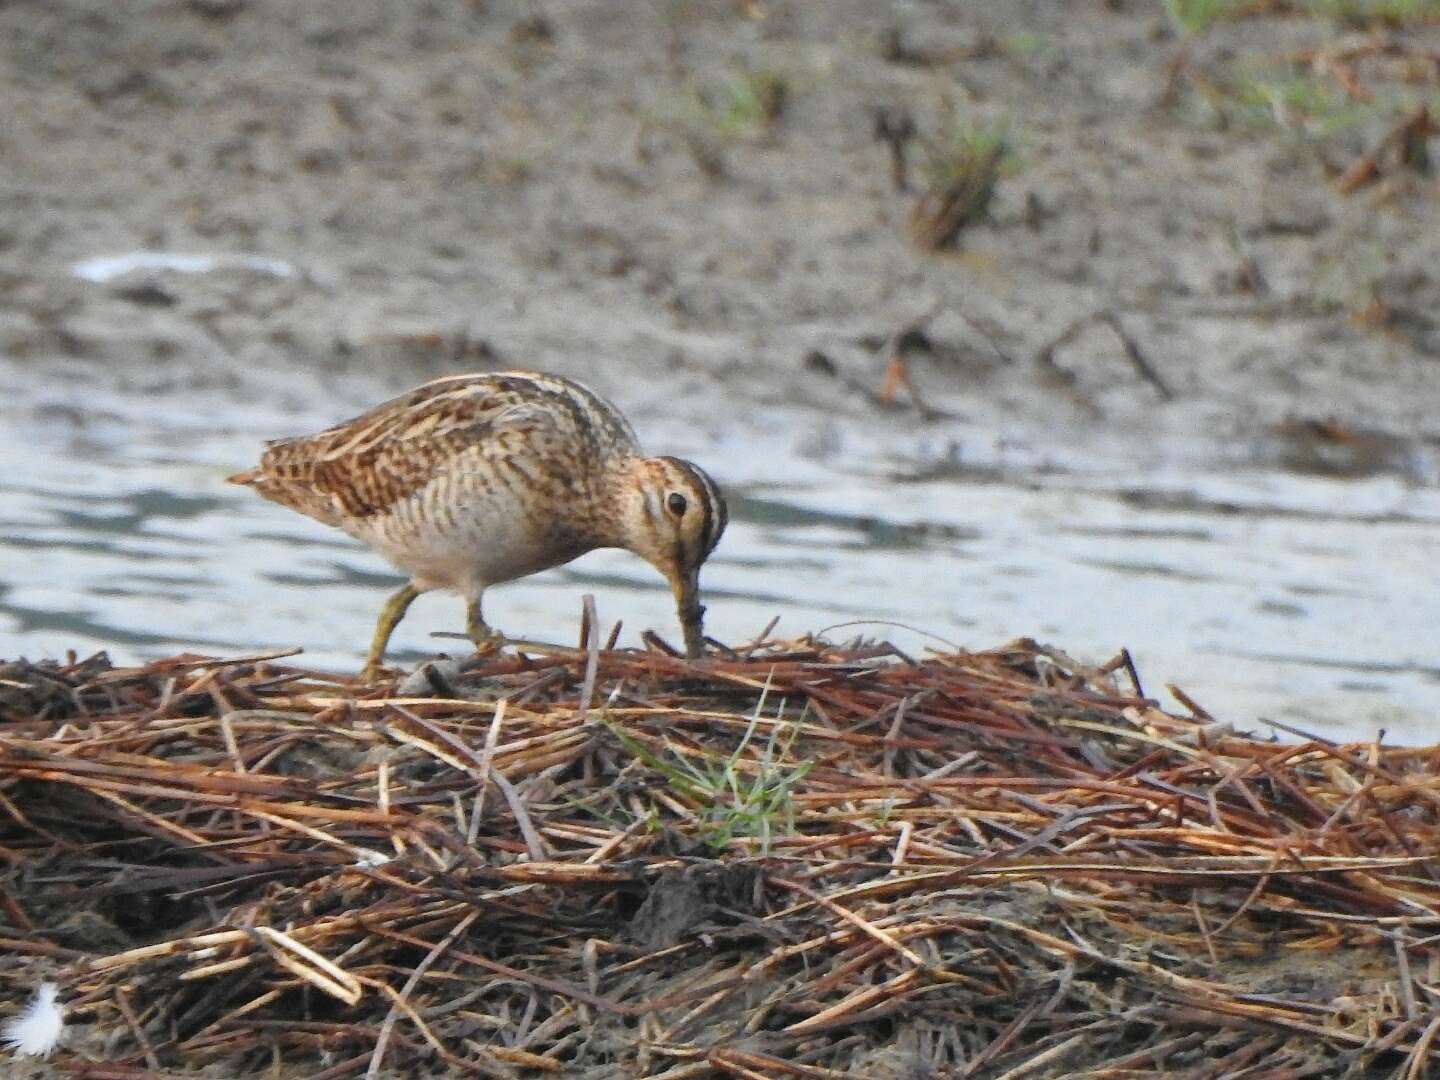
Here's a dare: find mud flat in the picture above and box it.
[1,628,1437,1077]
[2,0,1438,454]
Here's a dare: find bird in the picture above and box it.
[228,370,727,678]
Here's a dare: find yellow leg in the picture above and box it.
[466,593,502,656]
[362,583,418,680]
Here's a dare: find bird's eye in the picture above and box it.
[667,492,688,517]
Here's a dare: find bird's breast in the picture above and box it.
[346,461,602,593]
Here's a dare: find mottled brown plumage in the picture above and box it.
[230,371,726,675]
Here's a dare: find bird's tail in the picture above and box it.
[226,469,259,486]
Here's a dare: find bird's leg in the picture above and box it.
[466,592,503,656]
[362,583,418,681]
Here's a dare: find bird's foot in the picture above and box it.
[469,630,505,658]
[359,661,394,684]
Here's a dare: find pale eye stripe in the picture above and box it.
[668,457,722,558]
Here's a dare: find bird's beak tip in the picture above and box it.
[669,567,706,658]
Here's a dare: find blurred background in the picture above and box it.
[2,0,1437,740]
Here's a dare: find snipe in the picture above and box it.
[229,371,727,677]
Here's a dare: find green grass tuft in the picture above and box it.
[1305,0,1440,26]
[1163,0,1440,30]
[695,69,789,136]
[1234,70,1375,135]
[604,673,811,854]
[921,119,1015,193]
[1163,0,1249,33]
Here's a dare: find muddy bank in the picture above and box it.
[2,0,1438,458]
[1,638,1437,1077]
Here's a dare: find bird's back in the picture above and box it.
[228,371,640,530]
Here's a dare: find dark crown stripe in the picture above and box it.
[697,465,724,555]
[711,474,728,555]
[663,456,724,558]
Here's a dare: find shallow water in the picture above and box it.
[2,355,1437,744]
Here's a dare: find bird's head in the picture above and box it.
[614,456,727,657]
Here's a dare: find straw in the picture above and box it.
[0,627,1436,1075]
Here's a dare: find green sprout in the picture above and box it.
[1305,0,1440,27]
[1162,0,1248,34]
[605,674,811,854]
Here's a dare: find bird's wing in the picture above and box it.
[237,377,567,523]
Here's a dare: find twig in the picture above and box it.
[576,595,601,727]
[367,909,479,1078]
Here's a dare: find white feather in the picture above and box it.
[2,982,64,1058]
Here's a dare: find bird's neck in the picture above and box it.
[592,456,664,558]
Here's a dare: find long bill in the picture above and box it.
[669,567,706,658]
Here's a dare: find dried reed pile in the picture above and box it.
[1,622,1438,1078]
